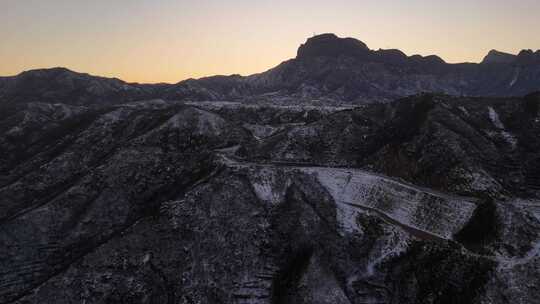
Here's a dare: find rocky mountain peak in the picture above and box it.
[516,49,540,65]
[481,49,517,64]
[18,67,73,77]
[296,33,370,59]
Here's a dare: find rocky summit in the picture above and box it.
[1,34,540,304]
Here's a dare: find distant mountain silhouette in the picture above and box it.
[481,50,517,64]
[1,33,539,105]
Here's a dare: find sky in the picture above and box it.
[1,0,539,83]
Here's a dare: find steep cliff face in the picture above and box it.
[1,94,538,303]
[296,33,370,59]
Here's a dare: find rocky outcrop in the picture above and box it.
[297,33,370,59]
[481,50,517,64]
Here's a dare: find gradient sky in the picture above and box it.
[1,0,539,83]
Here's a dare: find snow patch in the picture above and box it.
[509,69,520,87]
[459,106,470,116]
[498,240,540,269]
[100,108,128,124]
[365,230,409,276]
[469,170,502,192]
[220,157,477,240]
[501,131,518,148]
[248,167,291,205]
[304,167,477,239]
[335,202,364,235]
[488,106,518,148]
[162,108,227,135]
[243,123,279,140]
[488,107,505,129]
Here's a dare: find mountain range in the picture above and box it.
[1,34,539,304]
[1,33,539,105]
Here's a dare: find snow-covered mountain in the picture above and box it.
[1,92,539,303]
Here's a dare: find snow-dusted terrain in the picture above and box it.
[0,89,539,303]
[1,30,540,303]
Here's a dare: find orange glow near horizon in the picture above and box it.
[1,0,539,83]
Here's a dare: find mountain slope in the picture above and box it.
[1,95,539,303]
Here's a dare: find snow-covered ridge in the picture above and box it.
[304,167,477,239]
[222,156,477,240]
[184,100,356,112]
